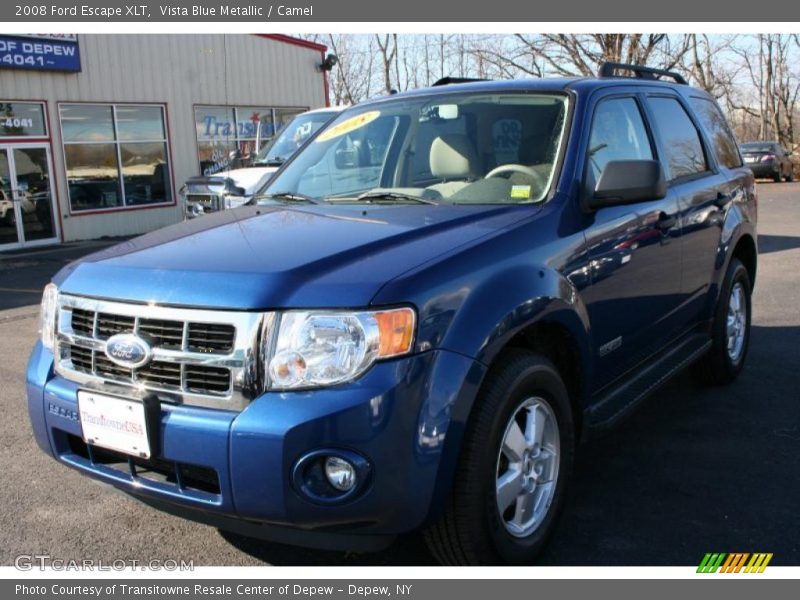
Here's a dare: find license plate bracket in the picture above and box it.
[77,391,159,459]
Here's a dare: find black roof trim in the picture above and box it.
[598,62,688,85]
[432,77,490,86]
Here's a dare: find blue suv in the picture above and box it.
[27,63,757,565]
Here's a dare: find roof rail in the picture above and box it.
[598,62,688,85]
[432,77,489,86]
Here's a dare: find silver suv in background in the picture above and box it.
[181,106,344,218]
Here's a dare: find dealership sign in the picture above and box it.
[0,34,81,72]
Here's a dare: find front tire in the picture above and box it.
[694,258,752,385]
[424,350,574,565]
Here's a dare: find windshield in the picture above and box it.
[740,143,777,153]
[261,92,569,205]
[253,111,336,166]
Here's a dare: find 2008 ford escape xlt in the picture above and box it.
[27,63,757,565]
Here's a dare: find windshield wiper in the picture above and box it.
[254,191,320,204]
[349,191,439,205]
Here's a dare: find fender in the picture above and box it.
[392,263,594,525]
[704,194,757,320]
[437,264,592,377]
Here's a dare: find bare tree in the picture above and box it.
[375,34,398,94]
[732,34,800,146]
[510,34,690,77]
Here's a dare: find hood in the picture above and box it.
[54,204,535,310]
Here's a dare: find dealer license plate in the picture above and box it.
[77,391,151,459]
[744,156,756,163]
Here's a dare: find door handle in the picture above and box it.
[656,212,677,231]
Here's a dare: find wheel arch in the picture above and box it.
[731,233,757,288]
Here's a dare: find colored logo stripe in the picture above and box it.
[697,553,773,573]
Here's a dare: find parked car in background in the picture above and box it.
[740,141,794,182]
[29,63,757,565]
[181,106,344,218]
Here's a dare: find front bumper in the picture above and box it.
[27,342,484,546]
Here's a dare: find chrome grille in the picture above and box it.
[54,295,268,411]
[137,318,184,349]
[187,322,236,354]
[186,194,221,211]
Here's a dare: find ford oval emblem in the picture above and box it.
[104,333,152,369]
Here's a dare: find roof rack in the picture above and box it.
[432,77,489,86]
[598,62,688,85]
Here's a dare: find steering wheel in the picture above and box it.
[484,164,546,189]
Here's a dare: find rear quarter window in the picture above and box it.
[690,97,742,169]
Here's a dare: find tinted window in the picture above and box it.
[648,97,708,179]
[588,97,653,180]
[690,98,741,169]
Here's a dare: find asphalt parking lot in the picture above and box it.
[1,183,799,567]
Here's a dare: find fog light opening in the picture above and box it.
[292,449,372,505]
[324,456,356,492]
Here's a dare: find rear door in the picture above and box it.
[652,94,747,322]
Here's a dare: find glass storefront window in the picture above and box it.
[60,104,114,142]
[194,105,307,175]
[60,103,172,212]
[64,143,123,210]
[120,142,172,206]
[115,105,166,141]
[274,107,305,130]
[0,102,47,138]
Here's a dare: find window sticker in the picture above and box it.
[510,185,531,199]
[316,111,381,143]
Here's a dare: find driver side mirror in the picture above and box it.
[587,159,667,210]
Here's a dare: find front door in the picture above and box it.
[579,93,684,390]
[0,144,59,250]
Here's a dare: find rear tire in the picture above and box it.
[694,258,752,385]
[787,168,795,183]
[424,349,574,565]
[773,170,782,183]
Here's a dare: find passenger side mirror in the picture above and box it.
[334,146,359,170]
[588,160,667,210]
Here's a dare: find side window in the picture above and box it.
[690,97,742,169]
[297,116,398,198]
[648,97,709,180]
[588,97,653,181]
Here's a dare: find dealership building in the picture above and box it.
[0,33,329,252]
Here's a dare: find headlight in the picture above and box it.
[266,307,415,390]
[39,283,59,352]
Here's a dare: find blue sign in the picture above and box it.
[0,34,81,73]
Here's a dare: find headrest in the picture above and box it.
[429,134,478,180]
